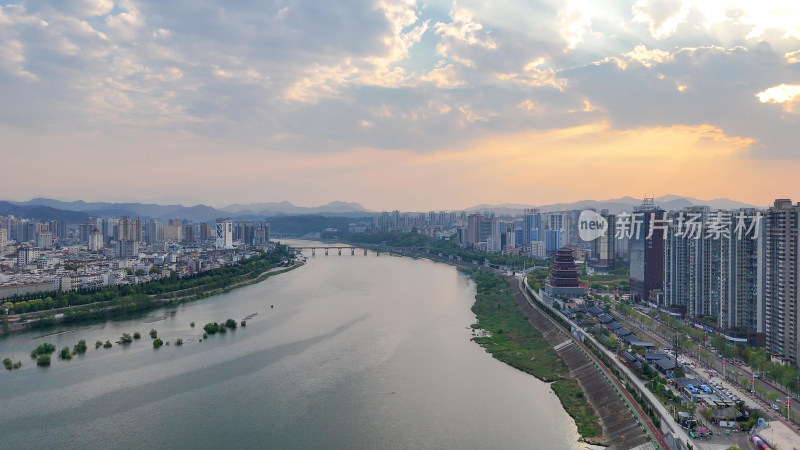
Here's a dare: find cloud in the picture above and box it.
[632,0,689,39]
[2,0,800,206]
[756,84,800,111]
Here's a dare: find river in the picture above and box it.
[0,240,592,449]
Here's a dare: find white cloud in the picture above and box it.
[624,44,672,67]
[434,4,496,60]
[0,39,37,80]
[418,64,465,88]
[756,84,800,111]
[632,0,689,39]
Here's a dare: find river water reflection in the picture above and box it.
[0,240,593,449]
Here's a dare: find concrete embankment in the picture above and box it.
[509,280,653,450]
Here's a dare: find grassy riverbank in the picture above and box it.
[467,269,603,441]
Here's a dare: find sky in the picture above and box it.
[0,0,799,210]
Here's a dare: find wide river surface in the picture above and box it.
[0,241,592,449]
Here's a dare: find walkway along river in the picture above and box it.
[0,240,597,449]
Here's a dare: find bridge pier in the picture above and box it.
[351,248,355,255]
[311,248,315,256]
[325,248,328,256]
[363,248,367,256]
[338,248,342,255]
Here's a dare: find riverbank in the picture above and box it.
[465,269,604,443]
[2,259,302,334]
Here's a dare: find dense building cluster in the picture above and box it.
[0,215,271,305]
[364,208,605,263]
[359,197,800,368]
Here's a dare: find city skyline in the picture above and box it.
[2,1,800,209]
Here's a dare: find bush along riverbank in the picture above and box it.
[466,269,603,443]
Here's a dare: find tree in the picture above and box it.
[642,362,652,378]
[767,390,780,405]
[153,338,164,348]
[59,346,72,360]
[73,340,87,354]
[149,329,158,339]
[36,354,51,366]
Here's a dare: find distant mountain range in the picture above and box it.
[2,198,373,222]
[0,195,765,223]
[221,201,371,216]
[465,196,762,215]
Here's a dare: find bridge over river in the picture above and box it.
[293,246,373,256]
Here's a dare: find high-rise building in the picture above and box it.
[589,211,616,270]
[254,222,270,246]
[88,228,103,251]
[164,219,183,242]
[0,227,7,248]
[234,220,255,245]
[131,217,142,243]
[117,240,139,258]
[116,216,132,241]
[630,198,665,303]
[722,209,763,336]
[764,199,800,366]
[102,217,118,244]
[545,212,569,252]
[522,209,542,246]
[200,223,212,241]
[36,232,53,249]
[17,245,36,266]
[183,224,196,243]
[216,219,233,249]
[466,214,482,246]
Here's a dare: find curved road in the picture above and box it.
[514,278,670,450]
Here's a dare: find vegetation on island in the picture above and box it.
[103,340,113,348]
[36,354,51,366]
[73,340,88,354]
[3,358,22,370]
[466,269,602,441]
[133,332,141,339]
[59,347,73,360]
[30,342,56,359]
[149,329,158,339]
[117,333,134,345]
[153,338,164,348]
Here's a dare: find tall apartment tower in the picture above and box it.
[215,219,233,249]
[630,198,665,303]
[0,227,7,248]
[764,199,800,366]
[131,217,142,243]
[589,210,616,270]
[183,224,196,243]
[723,209,763,335]
[200,223,212,241]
